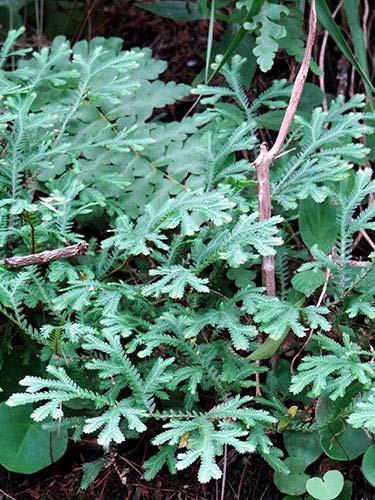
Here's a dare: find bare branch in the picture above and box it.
[268,0,317,161]
[254,0,317,296]
[0,241,89,269]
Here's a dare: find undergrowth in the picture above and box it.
[0,27,373,497]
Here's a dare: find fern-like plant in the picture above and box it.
[0,29,374,492]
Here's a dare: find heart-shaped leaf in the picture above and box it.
[306,470,344,500]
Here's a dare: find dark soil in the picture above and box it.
[0,440,281,499]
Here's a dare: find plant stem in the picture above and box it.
[254,0,317,296]
[0,241,88,268]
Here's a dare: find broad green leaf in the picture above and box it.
[0,403,68,473]
[135,1,208,20]
[274,457,310,496]
[319,419,371,461]
[292,269,326,297]
[362,445,375,488]
[284,431,322,467]
[45,0,86,40]
[0,346,41,402]
[248,333,287,360]
[343,0,370,93]
[266,359,291,398]
[299,198,338,253]
[315,387,362,427]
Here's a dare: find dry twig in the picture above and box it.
[254,0,317,296]
[319,2,343,110]
[0,241,89,269]
[290,267,331,374]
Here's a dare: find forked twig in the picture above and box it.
[0,241,89,269]
[254,0,317,296]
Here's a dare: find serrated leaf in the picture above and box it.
[244,1,289,72]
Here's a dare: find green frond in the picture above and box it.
[290,334,374,399]
[347,389,375,433]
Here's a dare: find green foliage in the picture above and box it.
[290,334,374,400]
[0,402,68,473]
[80,459,108,490]
[362,445,375,488]
[0,30,373,494]
[298,198,338,254]
[283,431,322,468]
[137,1,317,82]
[243,1,289,72]
[273,457,310,496]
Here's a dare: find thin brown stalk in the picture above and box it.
[353,194,375,250]
[359,228,375,251]
[319,2,343,111]
[0,241,89,269]
[268,1,317,161]
[291,267,331,374]
[345,259,372,267]
[363,0,369,51]
[254,0,317,296]
[236,458,249,500]
[0,489,16,500]
[220,444,228,500]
